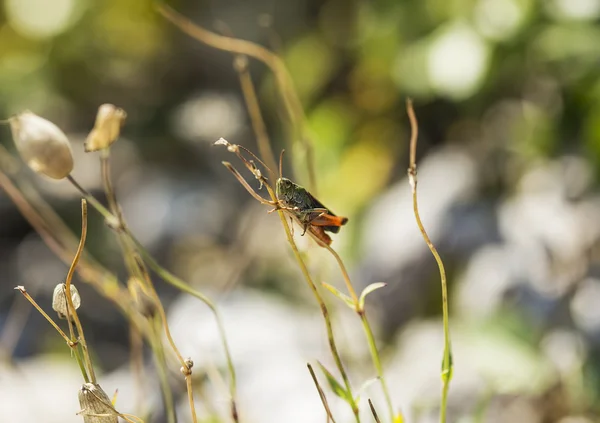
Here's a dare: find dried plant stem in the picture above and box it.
[100,150,140,278]
[323,244,394,421]
[307,363,337,423]
[66,199,97,383]
[149,319,177,423]
[14,287,71,344]
[234,56,278,180]
[368,399,382,423]
[14,286,90,382]
[185,374,198,422]
[0,169,154,338]
[406,99,452,423]
[155,3,317,192]
[129,322,146,414]
[101,147,201,422]
[134,257,199,423]
[66,173,238,413]
[262,184,359,421]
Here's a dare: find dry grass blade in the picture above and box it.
[307,363,337,423]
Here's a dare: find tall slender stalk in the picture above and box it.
[66,171,237,421]
[323,244,394,421]
[265,184,360,421]
[227,53,358,419]
[406,99,452,423]
[217,139,359,421]
[155,2,317,193]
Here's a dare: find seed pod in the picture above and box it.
[84,104,126,152]
[78,383,118,423]
[9,111,74,179]
[52,283,81,320]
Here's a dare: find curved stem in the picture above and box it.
[67,173,238,413]
[65,199,97,383]
[155,2,317,193]
[262,185,359,421]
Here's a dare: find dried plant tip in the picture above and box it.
[214,137,230,146]
[52,283,81,320]
[84,104,127,152]
[78,383,119,423]
[9,111,74,179]
[181,357,194,376]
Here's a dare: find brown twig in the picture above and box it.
[155,2,317,192]
[308,363,337,423]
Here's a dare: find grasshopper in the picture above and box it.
[274,152,348,244]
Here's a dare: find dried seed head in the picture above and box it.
[52,283,81,320]
[78,383,118,423]
[84,104,127,152]
[9,111,74,179]
[181,357,194,376]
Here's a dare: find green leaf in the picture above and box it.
[358,282,387,311]
[322,282,355,309]
[316,361,353,405]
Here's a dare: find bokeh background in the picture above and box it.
[1,0,600,422]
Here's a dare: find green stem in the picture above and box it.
[266,189,358,421]
[406,100,452,423]
[324,244,393,421]
[360,314,394,421]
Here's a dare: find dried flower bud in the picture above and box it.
[78,383,118,423]
[84,104,127,152]
[52,283,81,320]
[9,111,74,179]
[181,357,194,376]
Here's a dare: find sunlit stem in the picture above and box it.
[15,286,89,383]
[65,199,97,383]
[406,99,452,423]
[323,244,394,421]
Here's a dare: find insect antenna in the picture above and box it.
[279,149,285,179]
[236,145,275,177]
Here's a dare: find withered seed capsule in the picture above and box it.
[78,383,118,423]
[9,111,74,179]
[52,283,81,320]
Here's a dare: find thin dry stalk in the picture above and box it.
[0,168,151,338]
[406,99,452,423]
[322,243,394,421]
[155,3,317,192]
[64,169,238,417]
[308,363,337,423]
[14,287,72,343]
[98,146,197,423]
[216,141,358,421]
[368,399,382,423]
[233,56,278,181]
[66,199,97,383]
